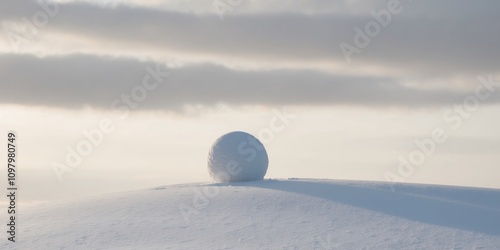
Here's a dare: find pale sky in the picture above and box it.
[1,0,499,203]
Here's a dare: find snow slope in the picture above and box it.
[5,179,500,249]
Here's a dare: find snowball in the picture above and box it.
[208,131,269,182]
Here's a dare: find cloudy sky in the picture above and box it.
[1,0,499,203]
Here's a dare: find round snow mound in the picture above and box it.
[208,131,269,182]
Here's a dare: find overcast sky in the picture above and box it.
[1,0,499,203]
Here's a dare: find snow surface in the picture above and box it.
[6,179,500,249]
[208,131,268,182]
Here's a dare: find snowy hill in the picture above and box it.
[6,179,500,249]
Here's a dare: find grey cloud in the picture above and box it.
[1,0,500,76]
[0,54,497,111]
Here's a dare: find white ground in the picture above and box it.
[5,179,500,249]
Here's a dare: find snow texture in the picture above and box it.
[208,131,268,182]
[6,179,500,249]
